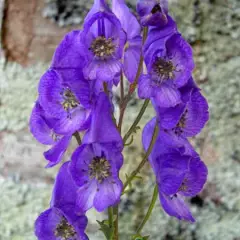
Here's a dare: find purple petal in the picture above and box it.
[34,208,62,240]
[166,34,194,87]
[181,89,209,137]
[70,144,94,187]
[51,30,85,70]
[137,0,168,27]
[142,118,195,171]
[138,74,154,99]
[94,177,123,212]
[153,101,185,130]
[96,59,122,82]
[112,0,141,39]
[38,69,65,119]
[76,180,98,214]
[50,161,78,208]
[154,84,181,108]
[83,93,123,151]
[85,0,110,23]
[144,15,177,53]
[29,102,55,145]
[44,136,71,168]
[61,69,91,109]
[53,108,91,135]
[180,157,208,197]
[160,192,195,222]
[159,153,189,195]
[123,37,142,83]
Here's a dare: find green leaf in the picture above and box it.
[131,234,150,240]
[96,220,114,240]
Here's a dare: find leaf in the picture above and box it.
[131,234,150,240]
[96,220,114,240]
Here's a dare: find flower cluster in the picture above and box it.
[30,0,209,238]
[139,0,209,222]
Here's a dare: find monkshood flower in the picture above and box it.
[81,3,126,82]
[38,69,91,135]
[112,0,142,83]
[137,0,168,26]
[70,93,123,213]
[138,33,194,108]
[142,117,195,161]
[35,162,88,240]
[158,152,207,222]
[70,144,123,213]
[29,101,71,167]
[142,118,208,222]
[156,88,209,138]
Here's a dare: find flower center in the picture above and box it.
[55,217,76,240]
[61,88,79,112]
[173,109,188,135]
[151,4,162,14]
[178,178,189,192]
[90,36,115,58]
[89,157,111,183]
[153,57,176,82]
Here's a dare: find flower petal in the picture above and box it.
[50,161,78,208]
[93,177,123,212]
[44,136,71,168]
[160,192,195,222]
[123,37,142,83]
[138,74,154,99]
[182,90,209,137]
[76,180,98,214]
[70,144,94,187]
[180,157,208,197]
[154,84,181,108]
[83,93,123,151]
[29,102,55,145]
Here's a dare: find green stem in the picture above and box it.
[123,99,150,144]
[136,184,158,234]
[123,119,159,191]
[113,205,119,240]
[108,207,114,239]
[118,27,148,133]
[73,132,81,145]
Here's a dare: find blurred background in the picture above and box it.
[0,0,239,239]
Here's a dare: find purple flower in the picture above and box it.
[70,143,123,213]
[112,0,142,82]
[35,162,88,240]
[142,118,208,222]
[83,93,123,151]
[38,69,91,135]
[142,117,196,168]
[81,7,126,82]
[138,33,194,108]
[156,88,209,137]
[158,152,208,222]
[137,0,168,26]
[29,101,71,167]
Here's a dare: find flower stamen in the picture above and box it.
[61,88,80,112]
[55,217,76,240]
[89,157,111,183]
[90,36,115,59]
[153,57,176,82]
